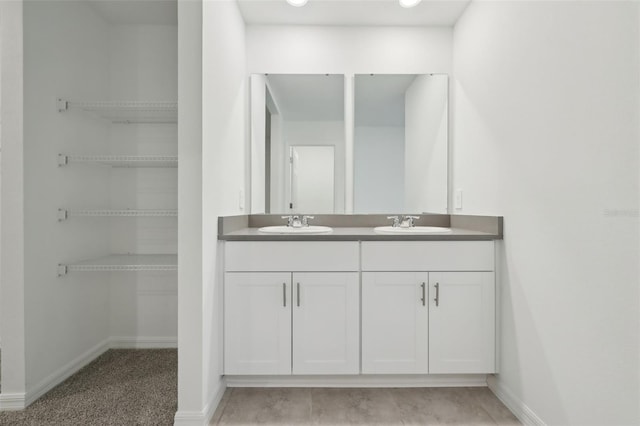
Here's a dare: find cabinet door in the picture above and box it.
[292,272,359,374]
[429,272,495,374]
[362,272,429,374]
[224,272,292,375]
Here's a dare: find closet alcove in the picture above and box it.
[0,0,178,407]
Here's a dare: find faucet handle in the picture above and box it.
[281,215,294,227]
[387,216,400,227]
[401,215,420,227]
[302,215,314,227]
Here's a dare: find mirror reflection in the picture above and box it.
[251,74,344,214]
[354,74,448,214]
[250,73,448,215]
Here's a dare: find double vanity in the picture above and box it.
[230,72,499,385]
[219,214,502,384]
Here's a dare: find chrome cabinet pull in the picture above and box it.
[421,282,426,306]
[283,283,287,307]
[434,282,440,307]
[297,282,300,307]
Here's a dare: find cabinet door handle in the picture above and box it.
[434,282,440,307]
[296,282,300,307]
[421,282,426,306]
[283,283,287,307]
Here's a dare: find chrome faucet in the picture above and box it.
[387,216,401,227]
[282,215,314,228]
[400,215,420,228]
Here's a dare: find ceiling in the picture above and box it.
[267,74,344,121]
[266,74,419,125]
[88,0,470,27]
[237,0,471,26]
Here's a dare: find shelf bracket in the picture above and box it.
[57,264,68,277]
[57,209,68,221]
[57,98,69,113]
[57,154,69,167]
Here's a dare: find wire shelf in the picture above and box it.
[58,99,177,124]
[58,154,178,168]
[58,254,178,276]
[58,209,178,221]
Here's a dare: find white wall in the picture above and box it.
[22,0,112,397]
[405,74,448,214]
[247,26,452,75]
[0,0,26,406]
[175,0,247,423]
[354,126,404,213]
[203,0,247,417]
[0,2,3,351]
[177,0,204,419]
[107,24,178,345]
[453,2,639,425]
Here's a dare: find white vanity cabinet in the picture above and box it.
[224,242,360,375]
[291,272,359,375]
[362,271,430,374]
[361,241,496,375]
[428,271,495,374]
[224,272,292,375]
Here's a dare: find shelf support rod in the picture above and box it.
[57,209,68,221]
[57,264,68,277]
[57,98,69,112]
[57,154,69,167]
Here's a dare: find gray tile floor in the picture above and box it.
[210,387,521,425]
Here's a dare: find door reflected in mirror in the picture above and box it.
[291,145,335,213]
[354,74,448,214]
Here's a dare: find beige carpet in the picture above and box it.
[0,349,177,426]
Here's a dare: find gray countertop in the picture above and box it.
[218,214,503,241]
[219,226,499,241]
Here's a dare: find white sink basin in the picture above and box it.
[374,226,452,234]
[258,225,333,234]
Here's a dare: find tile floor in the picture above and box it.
[210,387,521,425]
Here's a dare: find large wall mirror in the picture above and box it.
[250,74,345,214]
[354,74,448,214]
[250,73,448,215]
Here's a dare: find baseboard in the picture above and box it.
[25,338,111,407]
[9,336,177,411]
[174,379,227,426]
[109,336,178,349]
[0,392,27,411]
[225,374,488,388]
[487,375,546,426]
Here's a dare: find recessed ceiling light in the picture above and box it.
[399,0,421,8]
[286,0,308,7]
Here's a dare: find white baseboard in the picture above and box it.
[25,339,111,407]
[0,392,27,411]
[226,374,488,388]
[110,336,178,349]
[487,375,546,426]
[174,379,227,426]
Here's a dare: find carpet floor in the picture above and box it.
[0,349,177,426]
